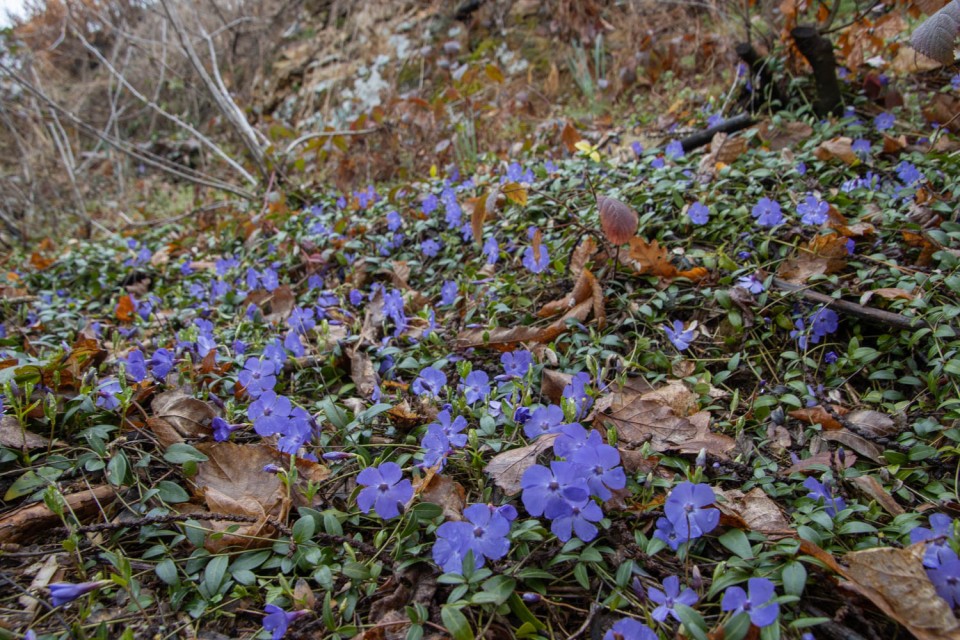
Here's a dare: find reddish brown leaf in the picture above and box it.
[776,234,850,284]
[598,196,639,245]
[626,237,676,278]
[788,405,847,430]
[815,137,859,165]
[561,121,581,152]
[116,295,136,323]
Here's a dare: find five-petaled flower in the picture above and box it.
[721,577,780,628]
[687,201,709,225]
[648,575,699,622]
[602,618,657,640]
[412,366,447,397]
[663,320,695,351]
[356,462,414,519]
[803,476,846,517]
[664,481,720,539]
[751,197,783,227]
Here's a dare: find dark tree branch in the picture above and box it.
[791,26,844,117]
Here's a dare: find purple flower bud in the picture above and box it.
[263,464,282,474]
[521,592,541,603]
[49,581,108,607]
[690,565,703,590]
[322,451,355,461]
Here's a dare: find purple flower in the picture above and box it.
[803,476,846,517]
[421,239,441,258]
[549,496,603,542]
[287,307,315,335]
[386,210,402,231]
[239,357,277,398]
[148,348,175,380]
[432,409,468,448]
[49,581,108,607]
[737,274,765,294]
[665,139,685,159]
[211,416,240,442]
[796,161,807,175]
[651,156,665,169]
[422,194,439,215]
[522,244,550,274]
[654,516,682,550]
[554,423,601,459]
[896,161,923,185]
[440,280,458,306]
[571,442,626,501]
[521,461,589,518]
[262,604,309,640]
[721,578,780,628]
[500,350,532,379]
[95,379,122,411]
[483,236,499,264]
[851,138,872,158]
[460,370,491,404]
[664,481,720,539]
[649,575,699,622]
[797,194,829,225]
[123,349,147,383]
[688,201,709,225]
[421,424,452,469]
[631,141,644,156]
[911,513,956,568]
[412,366,447,397]
[433,503,515,573]
[928,551,960,607]
[562,372,593,419]
[752,197,783,227]
[874,112,895,131]
[808,306,839,344]
[825,351,838,364]
[663,320,694,351]
[952,74,960,91]
[249,391,293,436]
[356,462,413,519]
[523,404,565,439]
[602,618,657,640]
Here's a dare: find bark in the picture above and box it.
[791,26,844,117]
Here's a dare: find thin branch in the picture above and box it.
[772,278,927,331]
[282,127,380,157]
[70,23,258,185]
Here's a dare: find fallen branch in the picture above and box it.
[679,113,756,153]
[0,484,119,544]
[772,278,927,331]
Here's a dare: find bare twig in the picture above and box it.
[772,278,927,331]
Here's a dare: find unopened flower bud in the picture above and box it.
[690,565,703,590]
[696,448,707,468]
[521,592,541,604]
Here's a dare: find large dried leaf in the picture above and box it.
[789,405,846,430]
[151,390,217,442]
[541,369,573,404]
[845,409,899,438]
[850,475,905,516]
[843,545,960,640]
[910,1,960,65]
[626,237,675,278]
[417,472,466,521]
[814,137,859,165]
[821,430,885,464]
[601,381,736,459]
[715,487,793,535]
[0,415,55,450]
[776,234,849,284]
[484,434,559,495]
[454,298,594,351]
[757,120,813,150]
[349,347,380,400]
[570,237,598,278]
[598,196,639,245]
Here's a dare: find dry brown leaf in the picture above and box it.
[601,381,736,459]
[151,390,217,441]
[0,416,54,450]
[757,120,813,150]
[924,94,960,133]
[822,430,885,464]
[641,380,699,417]
[815,137,859,165]
[561,121,581,152]
[502,182,528,206]
[850,475,905,516]
[598,196,639,245]
[538,269,596,318]
[845,409,899,438]
[862,288,917,305]
[789,405,847,430]
[626,237,676,278]
[715,487,793,535]
[570,237,598,278]
[249,285,295,325]
[454,326,542,351]
[359,288,386,346]
[782,450,857,475]
[843,545,960,640]
[417,472,466,521]
[349,347,380,400]
[484,434,559,495]
[115,294,136,323]
[776,234,849,284]
[541,370,573,405]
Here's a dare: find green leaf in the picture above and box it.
[441,606,473,640]
[292,515,316,543]
[231,550,271,573]
[480,575,516,605]
[718,529,754,559]
[203,555,228,596]
[573,563,590,590]
[3,470,47,500]
[723,612,752,640]
[156,480,190,503]
[106,451,129,486]
[781,561,807,596]
[674,604,709,640]
[838,521,877,535]
[163,443,208,464]
[155,558,179,586]
[232,569,256,585]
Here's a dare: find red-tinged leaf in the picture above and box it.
[502,182,527,206]
[598,196,639,245]
[561,121,581,153]
[626,237,677,278]
[531,229,543,266]
[675,266,710,282]
[485,63,505,83]
[469,195,486,246]
[116,295,136,323]
[788,405,847,430]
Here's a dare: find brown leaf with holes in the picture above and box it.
[789,405,847,430]
[598,196,639,245]
[484,434,559,495]
[777,234,849,284]
[715,487,793,535]
[842,545,960,640]
[600,380,736,459]
[815,137,859,165]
